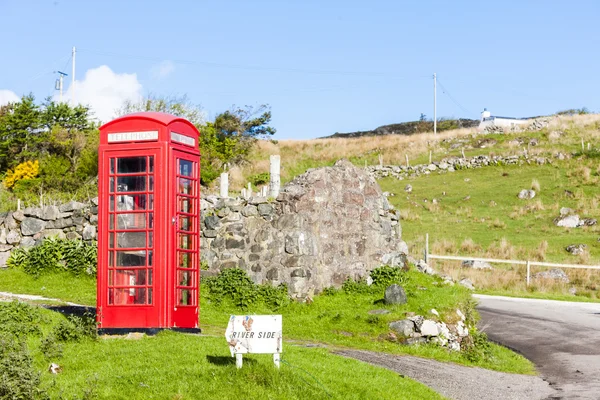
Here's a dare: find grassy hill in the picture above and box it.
[230,113,600,299]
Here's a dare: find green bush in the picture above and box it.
[0,301,45,338]
[202,268,289,310]
[341,265,408,295]
[462,330,493,363]
[249,172,270,186]
[52,313,97,343]
[0,333,48,400]
[7,238,97,277]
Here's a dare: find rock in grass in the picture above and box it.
[554,214,580,228]
[565,244,586,255]
[517,189,536,199]
[384,284,407,305]
[389,320,415,337]
[459,278,475,290]
[534,268,569,283]
[461,260,493,270]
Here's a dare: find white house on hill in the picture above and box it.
[478,108,530,131]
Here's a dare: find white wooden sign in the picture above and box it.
[225,315,282,368]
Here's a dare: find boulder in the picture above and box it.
[12,210,26,222]
[419,320,440,336]
[23,207,44,219]
[389,320,415,337]
[384,284,407,305]
[555,214,580,228]
[565,244,586,255]
[560,207,575,216]
[415,260,435,275]
[458,278,475,290]
[0,229,6,244]
[21,218,46,236]
[404,184,413,193]
[517,189,536,199]
[461,260,493,270]
[534,268,569,283]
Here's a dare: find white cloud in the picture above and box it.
[0,90,20,106]
[150,60,175,79]
[61,65,143,122]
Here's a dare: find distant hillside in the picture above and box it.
[324,118,479,138]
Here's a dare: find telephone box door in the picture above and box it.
[100,149,163,328]
[171,150,200,328]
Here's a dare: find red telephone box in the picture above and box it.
[96,112,200,333]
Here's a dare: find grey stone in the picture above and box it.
[248,196,268,205]
[82,225,96,240]
[6,230,20,245]
[72,217,86,226]
[225,237,245,250]
[461,260,493,270]
[241,205,259,217]
[42,205,60,221]
[21,218,46,236]
[416,260,435,275]
[59,201,86,212]
[90,215,98,225]
[517,189,536,200]
[0,252,10,268]
[0,244,13,252]
[458,278,475,290]
[41,229,66,239]
[217,207,230,217]
[23,207,43,219]
[419,320,440,336]
[12,210,26,222]
[555,214,580,228]
[384,284,407,305]
[91,197,99,206]
[581,218,597,226]
[534,268,569,283]
[5,214,18,230]
[53,218,73,229]
[65,232,82,240]
[566,244,586,255]
[389,320,415,337]
[204,215,221,230]
[258,203,275,216]
[19,237,35,247]
[0,228,6,244]
[404,337,428,346]
[560,207,574,216]
[203,230,217,238]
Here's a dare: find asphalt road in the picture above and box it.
[476,294,600,400]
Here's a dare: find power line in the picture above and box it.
[436,78,477,118]
[78,48,430,79]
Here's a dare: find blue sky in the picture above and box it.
[1,0,599,139]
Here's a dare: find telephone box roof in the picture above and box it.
[100,112,199,132]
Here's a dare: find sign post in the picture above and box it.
[225,315,282,369]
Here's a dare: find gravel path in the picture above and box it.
[0,291,86,306]
[336,349,556,400]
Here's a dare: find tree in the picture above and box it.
[119,95,276,185]
[42,99,97,174]
[0,94,43,171]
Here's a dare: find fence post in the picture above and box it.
[526,260,531,286]
[425,233,429,264]
[220,173,229,198]
[405,154,409,167]
[269,155,281,198]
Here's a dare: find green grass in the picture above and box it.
[44,333,443,400]
[0,304,443,400]
[381,161,600,263]
[0,269,96,305]
[0,268,535,376]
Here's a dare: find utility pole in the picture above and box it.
[55,71,68,102]
[433,72,437,135]
[71,46,76,105]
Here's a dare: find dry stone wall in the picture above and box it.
[202,159,408,298]
[0,200,98,267]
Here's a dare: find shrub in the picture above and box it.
[370,265,406,287]
[202,268,290,310]
[0,333,48,400]
[462,330,492,363]
[7,238,97,277]
[0,301,45,338]
[2,160,39,190]
[249,172,270,186]
[52,313,97,343]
